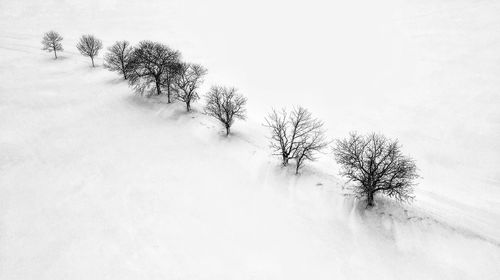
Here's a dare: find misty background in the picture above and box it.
[1,0,499,236]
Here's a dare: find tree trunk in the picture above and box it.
[186,101,191,112]
[155,80,162,96]
[121,61,127,79]
[167,84,171,103]
[225,125,230,136]
[295,155,304,174]
[91,56,95,67]
[282,156,289,166]
[366,192,375,207]
[53,47,57,59]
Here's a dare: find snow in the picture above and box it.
[1,0,500,279]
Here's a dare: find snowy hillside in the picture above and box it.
[1,0,500,279]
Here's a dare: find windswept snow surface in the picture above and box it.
[1,0,500,279]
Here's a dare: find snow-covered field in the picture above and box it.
[1,0,500,279]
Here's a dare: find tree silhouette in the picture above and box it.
[76,34,103,67]
[333,132,419,207]
[204,86,247,136]
[41,31,63,59]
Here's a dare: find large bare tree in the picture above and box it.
[264,107,328,173]
[204,86,247,136]
[175,63,207,112]
[333,132,419,207]
[104,41,133,79]
[41,31,63,59]
[76,34,103,67]
[128,41,181,97]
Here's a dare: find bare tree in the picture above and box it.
[204,86,247,136]
[128,41,181,97]
[333,132,419,207]
[264,107,328,173]
[76,35,103,67]
[41,31,63,59]
[175,63,207,111]
[294,125,328,174]
[104,41,133,79]
[160,54,182,103]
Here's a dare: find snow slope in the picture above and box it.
[1,0,500,279]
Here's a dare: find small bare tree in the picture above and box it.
[104,41,133,79]
[204,86,247,136]
[76,35,103,67]
[128,41,181,97]
[264,107,328,173]
[333,132,419,207]
[175,63,207,111]
[41,31,63,59]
